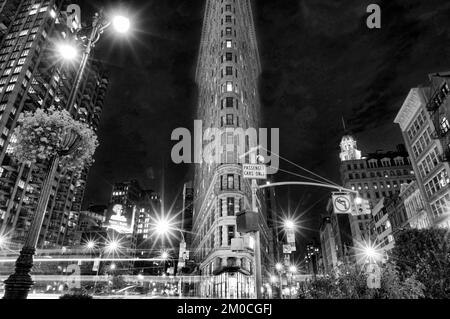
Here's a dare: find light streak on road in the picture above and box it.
[0,257,169,263]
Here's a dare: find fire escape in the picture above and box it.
[426,75,450,162]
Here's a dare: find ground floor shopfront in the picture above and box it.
[200,271,255,299]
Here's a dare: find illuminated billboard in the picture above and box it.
[105,204,136,234]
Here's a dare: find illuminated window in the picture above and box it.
[226,40,232,48]
[227,225,235,244]
[226,81,233,92]
[440,116,450,135]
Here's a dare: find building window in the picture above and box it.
[225,97,233,108]
[227,198,234,216]
[226,81,233,92]
[226,114,233,125]
[226,40,232,48]
[407,109,426,140]
[227,225,235,245]
[440,116,450,135]
[226,66,233,76]
[412,127,432,158]
[227,174,234,189]
[226,52,233,61]
[225,27,232,36]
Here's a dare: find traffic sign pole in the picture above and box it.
[249,151,263,299]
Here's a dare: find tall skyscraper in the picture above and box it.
[0,0,21,42]
[0,1,108,249]
[192,0,273,298]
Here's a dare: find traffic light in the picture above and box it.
[354,198,371,216]
[236,210,259,233]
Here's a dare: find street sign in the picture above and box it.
[290,242,297,252]
[92,258,100,272]
[283,244,292,254]
[286,229,295,244]
[242,164,267,180]
[332,194,352,214]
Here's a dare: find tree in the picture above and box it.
[392,228,450,299]
[302,262,424,299]
[374,262,425,299]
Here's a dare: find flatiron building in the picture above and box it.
[193,0,274,298]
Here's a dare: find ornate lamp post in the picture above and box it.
[3,129,81,299]
[1,106,98,299]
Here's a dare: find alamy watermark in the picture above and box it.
[171,120,280,175]
[366,4,381,29]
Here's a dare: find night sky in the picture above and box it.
[80,0,450,257]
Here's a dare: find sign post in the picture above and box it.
[243,164,267,180]
[242,153,265,299]
[286,229,296,252]
[332,193,352,214]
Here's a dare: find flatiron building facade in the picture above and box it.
[193,0,274,298]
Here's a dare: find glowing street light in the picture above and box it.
[355,240,383,264]
[105,239,122,255]
[284,219,295,230]
[110,263,116,270]
[112,15,131,34]
[275,263,283,272]
[289,265,297,274]
[362,244,382,263]
[85,240,97,250]
[364,246,377,259]
[57,43,78,61]
[270,275,277,283]
[161,251,169,260]
[155,218,171,236]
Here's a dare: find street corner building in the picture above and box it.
[192,0,277,298]
[0,0,108,249]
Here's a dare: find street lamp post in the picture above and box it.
[275,263,283,299]
[2,8,130,300]
[3,130,80,299]
[288,265,297,299]
[152,216,187,298]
